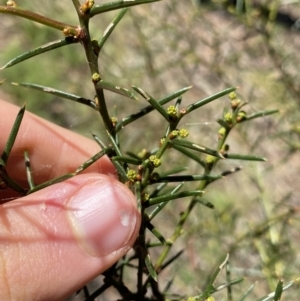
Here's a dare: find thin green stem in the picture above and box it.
[154,185,206,272]
[71,0,82,15]
[0,6,76,30]
[72,6,114,134]
[155,137,171,159]
[153,114,233,272]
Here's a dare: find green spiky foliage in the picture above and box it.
[1,1,298,300]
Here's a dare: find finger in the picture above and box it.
[0,100,115,185]
[0,173,140,301]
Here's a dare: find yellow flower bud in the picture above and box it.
[179,128,189,138]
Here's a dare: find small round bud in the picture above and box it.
[169,130,179,139]
[167,105,178,118]
[81,0,94,13]
[111,116,118,127]
[149,155,161,168]
[205,155,216,164]
[218,127,226,139]
[143,193,150,201]
[206,155,218,169]
[179,108,187,116]
[138,149,149,159]
[179,128,189,138]
[127,169,137,181]
[92,73,101,83]
[236,110,246,122]
[159,137,166,147]
[6,1,16,7]
[228,92,237,100]
[166,239,174,246]
[231,98,241,110]
[63,26,80,38]
[224,112,233,124]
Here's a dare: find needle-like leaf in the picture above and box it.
[200,254,230,300]
[255,278,299,301]
[90,0,161,17]
[98,8,128,53]
[132,85,169,121]
[116,86,191,131]
[151,174,222,183]
[149,183,184,220]
[186,87,236,114]
[225,154,266,162]
[145,253,158,282]
[1,104,25,165]
[147,190,204,206]
[146,222,167,245]
[236,283,255,301]
[244,109,279,121]
[11,83,97,109]
[273,279,283,301]
[171,139,224,158]
[1,38,78,70]
[97,80,138,100]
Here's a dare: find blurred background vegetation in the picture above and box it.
[0,0,300,300]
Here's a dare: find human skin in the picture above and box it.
[0,99,141,301]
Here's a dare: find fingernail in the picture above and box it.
[68,179,138,257]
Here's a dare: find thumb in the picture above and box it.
[0,174,140,301]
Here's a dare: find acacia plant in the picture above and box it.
[0,1,296,300]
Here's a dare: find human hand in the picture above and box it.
[0,100,141,301]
